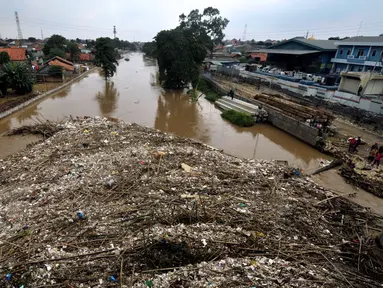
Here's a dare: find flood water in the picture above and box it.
[0,53,330,168]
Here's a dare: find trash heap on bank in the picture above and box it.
[0,117,382,287]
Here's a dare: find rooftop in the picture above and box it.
[335,36,383,46]
[0,47,26,61]
[269,37,337,51]
[248,49,320,55]
[293,38,337,50]
[46,56,74,71]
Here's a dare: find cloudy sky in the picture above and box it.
[1,0,383,41]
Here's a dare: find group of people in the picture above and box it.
[348,137,382,168]
[368,142,383,168]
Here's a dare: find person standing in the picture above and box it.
[348,137,356,153]
[229,89,234,100]
[353,137,361,153]
[368,146,378,163]
[372,152,382,168]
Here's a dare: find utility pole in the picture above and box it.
[242,24,247,41]
[41,29,44,40]
[15,11,23,43]
[305,30,309,39]
[113,26,117,39]
[357,21,363,36]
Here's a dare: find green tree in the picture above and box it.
[66,41,80,60]
[0,69,7,96]
[0,51,10,65]
[47,48,66,59]
[155,7,228,89]
[94,37,119,80]
[43,34,67,58]
[2,62,36,94]
[142,41,157,57]
[179,7,229,52]
[28,37,37,42]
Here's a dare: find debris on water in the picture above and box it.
[0,117,382,288]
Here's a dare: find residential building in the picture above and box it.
[248,37,337,73]
[43,56,74,74]
[0,47,26,61]
[331,36,383,74]
[332,71,383,114]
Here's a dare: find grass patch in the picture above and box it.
[221,109,255,127]
[198,78,220,102]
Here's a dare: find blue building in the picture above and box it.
[331,36,383,74]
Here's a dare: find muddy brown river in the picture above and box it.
[0,53,330,168]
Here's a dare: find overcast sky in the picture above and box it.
[1,0,383,42]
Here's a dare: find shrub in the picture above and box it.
[2,62,36,95]
[198,78,220,102]
[205,92,218,102]
[221,109,254,127]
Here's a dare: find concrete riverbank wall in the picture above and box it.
[201,74,319,147]
[0,68,97,120]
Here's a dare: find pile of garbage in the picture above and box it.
[0,117,382,287]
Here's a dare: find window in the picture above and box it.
[357,49,364,57]
[372,50,377,57]
[339,49,343,55]
[347,50,351,55]
[358,66,363,72]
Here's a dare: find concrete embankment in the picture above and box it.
[0,68,97,120]
[201,74,320,147]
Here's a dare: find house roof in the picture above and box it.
[269,38,337,51]
[335,36,383,47]
[0,48,26,61]
[248,49,320,55]
[65,53,94,61]
[79,53,94,61]
[46,56,74,71]
[340,36,383,43]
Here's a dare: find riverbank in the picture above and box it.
[0,117,382,287]
[207,72,383,199]
[0,68,96,120]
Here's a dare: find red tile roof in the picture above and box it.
[65,53,94,61]
[0,48,26,61]
[46,56,74,71]
[79,53,94,61]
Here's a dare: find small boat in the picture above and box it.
[124,58,130,61]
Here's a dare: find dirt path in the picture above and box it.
[333,118,383,146]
